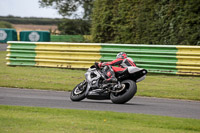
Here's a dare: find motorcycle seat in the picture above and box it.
[115,68,128,76]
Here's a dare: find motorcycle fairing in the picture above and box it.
[84,67,102,96]
[128,67,147,82]
[117,67,147,82]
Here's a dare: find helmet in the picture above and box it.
[116,52,127,59]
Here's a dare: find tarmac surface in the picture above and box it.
[0,87,200,119]
[0,43,8,51]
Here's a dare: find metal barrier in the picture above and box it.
[176,46,200,75]
[100,44,178,74]
[6,41,200,75]
[6,42,101,69]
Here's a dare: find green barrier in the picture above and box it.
[7,43,37,66]
[0,29,17,43]
[100,44,178,74]
[6,41,200,75]
[20,31,50,42]
[6,42,101,69]
[51,35,84,42]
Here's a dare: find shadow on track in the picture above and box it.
[79,100,148,106]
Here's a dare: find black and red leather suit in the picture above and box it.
[99,55,136,83]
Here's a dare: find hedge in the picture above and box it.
[91,0,200,45]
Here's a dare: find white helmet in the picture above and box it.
[116,52,127,59]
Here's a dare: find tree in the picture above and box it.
[39,0,94,20]
[58,19,91,34]
[0,21,13,28]
[92,0,200,45]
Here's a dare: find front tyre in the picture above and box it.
[70,81,87,101]
[110,80,137,104]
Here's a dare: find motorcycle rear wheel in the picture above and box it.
[70,81,86,101]
[110,80,137,104]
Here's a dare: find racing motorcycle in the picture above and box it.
[70,63,147,104]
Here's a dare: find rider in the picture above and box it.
[98,52,136,84]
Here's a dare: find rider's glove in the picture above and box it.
[98,62,106,68]
[98,62,102,68]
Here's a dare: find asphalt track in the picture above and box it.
[0,43,8,51]
[0,87,200,119]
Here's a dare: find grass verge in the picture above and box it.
[0,51,200,100]
[0,51,85,91]
[0,105,200,133]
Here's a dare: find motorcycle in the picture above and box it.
[70,63,147,104]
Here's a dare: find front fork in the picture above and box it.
[78,80,86,88]
[85,81,91,96]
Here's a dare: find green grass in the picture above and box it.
[0,105,200,133]
[137,74,200,100]
[0,51,85,91]
[1,51,200,100]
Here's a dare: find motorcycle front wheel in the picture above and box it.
[110,80,137,104]
[70,81,87,101]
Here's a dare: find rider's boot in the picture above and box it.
[103,71,117,84]
[103,77,117,84]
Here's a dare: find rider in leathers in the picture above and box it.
[98,52,136,84]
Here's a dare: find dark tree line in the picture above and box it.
[0,15,90,35]
[91,0,200,45]
[0,15,61,25]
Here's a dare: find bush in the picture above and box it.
[92,0,200,45]
[0,21,13,28]
[58,19,91,35]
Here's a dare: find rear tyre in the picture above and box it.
[70,81,86,101]
[110,80,137,104]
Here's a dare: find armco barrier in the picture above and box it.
[6,42,101,69]
[6,41,200,75]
